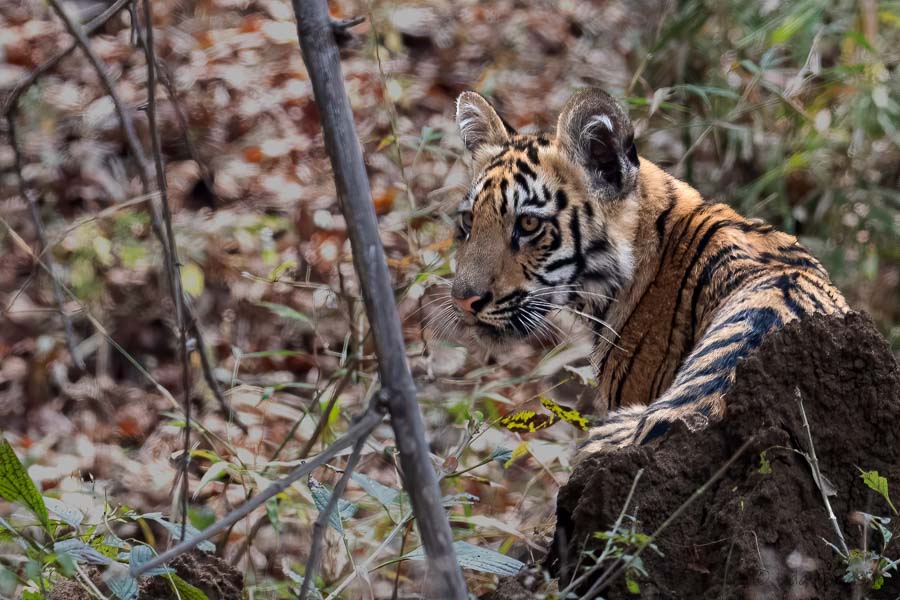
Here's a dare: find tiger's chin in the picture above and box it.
[463,321,535,354]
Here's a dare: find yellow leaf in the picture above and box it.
[499,410,557,433]
[181,263,204,297]
[540,397,589,431]
[504,442,530,468]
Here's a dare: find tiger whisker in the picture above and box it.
[521,308,563,348]
[517,310,551,349]
[528,300,625,351]
[426,304,459,341]
[529,289,617,302]
[406,294,453,320]
[527,300,620,337]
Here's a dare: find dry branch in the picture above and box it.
[6,116,84,371]
[298,434,368,599]
[138,0,193,540]
[131,408,384,577]
[292,1,467,597]
[1,0,132,116]
[20,0,245,432]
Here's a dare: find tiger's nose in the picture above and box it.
[453,295,483,314]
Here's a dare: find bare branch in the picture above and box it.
[46,0,150,192]
[2,0,132,117]
[130,408,383,578]
[137,0,193,541]
[292,1,466,596]
[330,15,366,47]
[228,363,358,565]
[154,60,218,205]
[796,387,848,556]
[42,0,245,431]
[6,115,84,371]
[299,434,367,600]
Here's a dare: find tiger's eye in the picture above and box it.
[517,215,541,235]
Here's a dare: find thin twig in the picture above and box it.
[190,315,249,433]
[558,468,644,596]
[795,387,848,556]
[6,115,84,371]
[228,362,359,565]
[46,0,150,190]
[1,215,177,407]
[583,437,754,598]
[44,0,245,432]
[324,511,415,600]
[138,0,192,541]
[154,60,217,203]
[298,434,368,600]
[1,0,133,117]
[130,409,383,578]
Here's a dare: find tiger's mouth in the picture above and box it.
[465,302,555,343]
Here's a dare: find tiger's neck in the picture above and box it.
[587,160,739,409]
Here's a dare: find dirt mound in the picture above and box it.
[487,312,900,599]
[49,550,243,600]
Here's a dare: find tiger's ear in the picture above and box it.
[456,91,514,155]
[556,88,639,201]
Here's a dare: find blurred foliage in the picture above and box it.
[627,0,899,347]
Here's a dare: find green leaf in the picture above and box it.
[441,492,479,507]
[858,469,898,514]
[504,442,530,468]
[193,461,232,499]
[0,437,49,528]
[181,262,205,297]
[490,447,513,465]
[24,559,41,584]
[140,514,216,552]
[265,497,281,533]
[53,539,112,565]
[169,573,210,600]
[257,302,311,324]
[129,544,174,577]
[308,477,357,533]
[107,566,139,600]
[0,565,16,595]
[403,541,525,576]
[267,260,297,282]
[626,576,641,594]
[350,472,399,507]
[44,497,84,528]
[758,451,772,475]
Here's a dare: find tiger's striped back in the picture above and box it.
[581,161,848,450]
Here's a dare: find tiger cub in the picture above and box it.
[448,87,848,451]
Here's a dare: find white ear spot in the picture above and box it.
[584,114,614,135]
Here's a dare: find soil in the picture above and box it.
[485,312,900,599]
[49,550,243,600]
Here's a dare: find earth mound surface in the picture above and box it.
[489,311,900,599]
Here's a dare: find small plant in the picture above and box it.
[0,436,213,599]
[828,512,898,592]
[592,517,664,595]
[821,469,900,593]
[556,470,663,598]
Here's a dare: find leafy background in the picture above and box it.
[0,0,897,597]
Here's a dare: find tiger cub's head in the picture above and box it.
[449,88,641,347]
